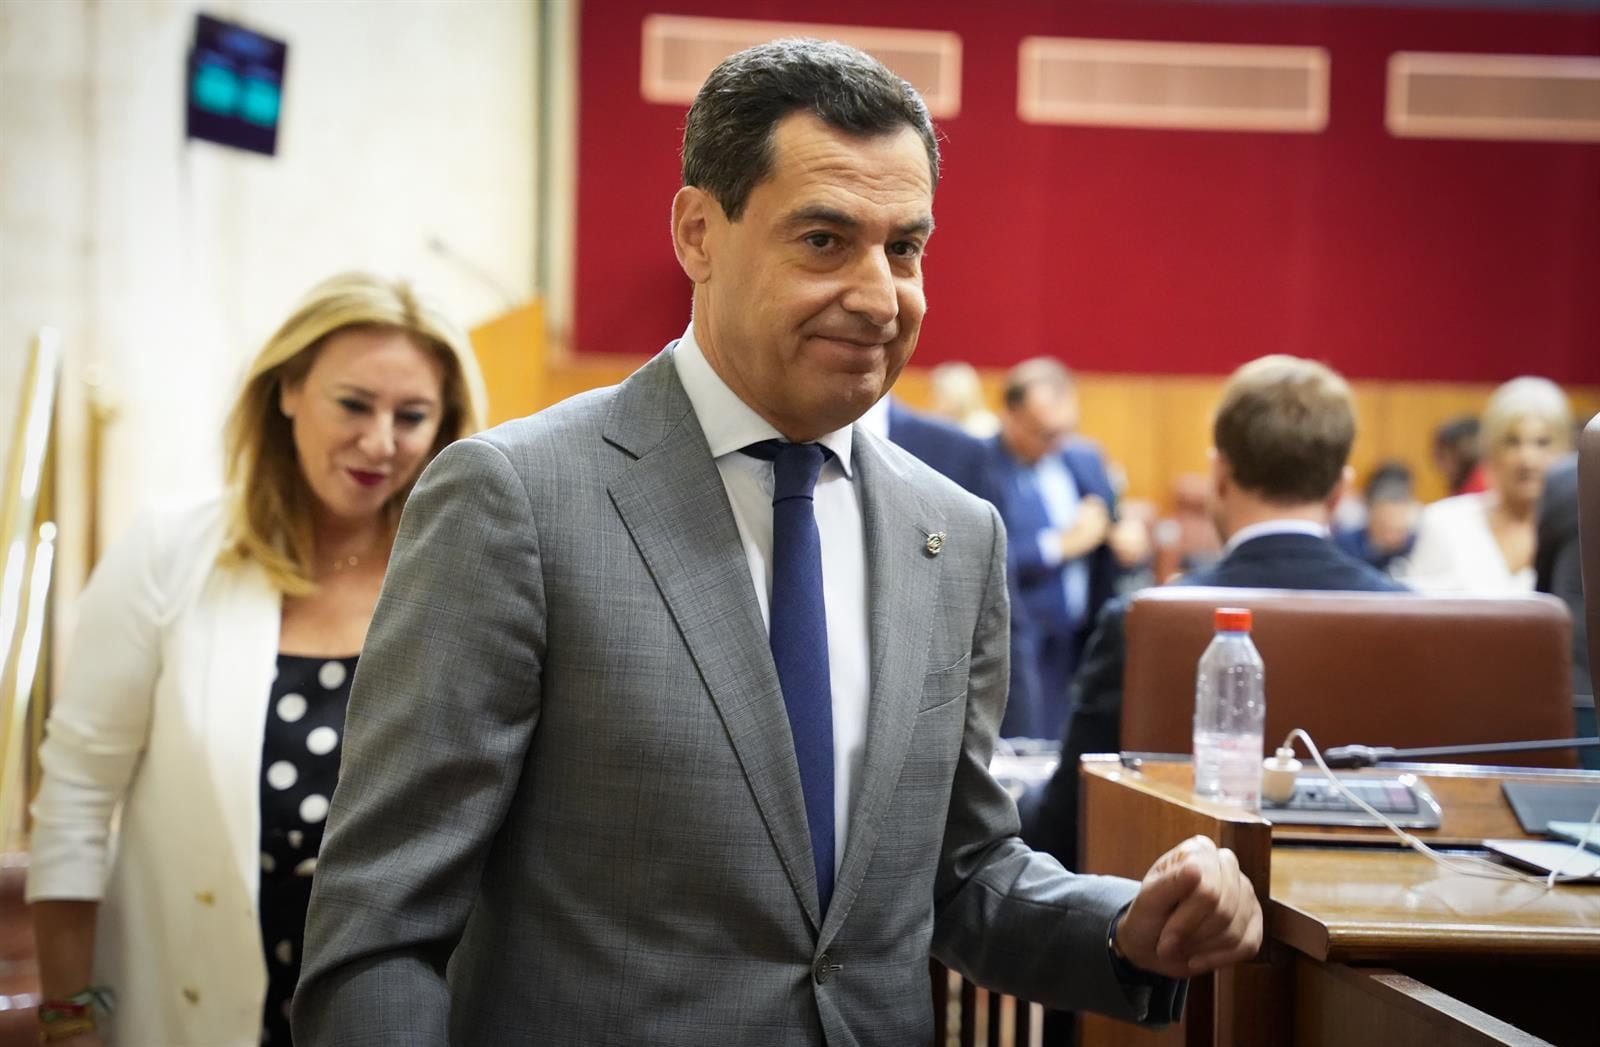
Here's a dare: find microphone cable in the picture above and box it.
[1274,728,1600,889]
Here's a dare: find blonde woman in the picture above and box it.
[1405,377,1571,593]
[27,273,487,1046]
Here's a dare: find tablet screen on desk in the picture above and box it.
[1501,782,1600,833]
[1483,839,1600,882]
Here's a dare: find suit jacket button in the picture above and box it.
[813,953,838,985]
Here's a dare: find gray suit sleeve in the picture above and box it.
[294,437,546,1046]
[930,504,1184,1025]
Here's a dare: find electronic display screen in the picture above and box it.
[186,13,288,156]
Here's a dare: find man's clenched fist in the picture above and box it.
[1112,835,1263,979]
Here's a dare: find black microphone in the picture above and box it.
[1322,737,1600,769]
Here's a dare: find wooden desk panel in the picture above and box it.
[1271,847,1600,962]
[1292,960,1557,1047]
[1080,760,1600,1047]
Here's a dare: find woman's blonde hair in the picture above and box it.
[1480,376,1572,460]
[220,272,489,595]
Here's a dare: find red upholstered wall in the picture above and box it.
[574,1,1600,382]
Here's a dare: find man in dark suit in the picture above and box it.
[865,396,1044,737]
[1026,356,1408,875]
[1535,453,1597,767]
[989,359,1121,739]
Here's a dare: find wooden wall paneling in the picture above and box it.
[1074,375,1160,505]
[541,355,643,410]
[1345,380,1391,495]
[1149,378,1221,507]
[468,301,547,427]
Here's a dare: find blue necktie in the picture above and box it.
[742,440,835,914]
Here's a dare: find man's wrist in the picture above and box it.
[1107,905,1162,986]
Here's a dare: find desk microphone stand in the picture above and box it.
[1323,737,1600,769]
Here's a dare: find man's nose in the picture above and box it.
[840,249,899,328]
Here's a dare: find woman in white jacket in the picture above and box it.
[27,273,486,1046]
[1404,377,1570,594]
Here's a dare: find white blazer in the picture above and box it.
[1403,492,1535,594]
[28,494,283,1046]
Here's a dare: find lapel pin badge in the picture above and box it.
[925,532,946,557]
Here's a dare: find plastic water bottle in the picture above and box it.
[1193,607,1265,809]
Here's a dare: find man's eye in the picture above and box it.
[805,232,837,250]
[890,241,923,259]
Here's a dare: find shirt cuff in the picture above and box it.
[1108,903,1187,1024]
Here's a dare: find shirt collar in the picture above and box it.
[1223,519,1330,556]
[670,323,856,477]
[857,395,892,442]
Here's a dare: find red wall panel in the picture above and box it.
[575,1,1600,382]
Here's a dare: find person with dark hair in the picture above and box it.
[1434,414,1489,496]
[295,38,1259,1047]
[1026,357,1406,875]
[987,357,1122,739]
[1334,461,1419,575]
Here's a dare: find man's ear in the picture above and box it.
[1324,464,1354,516]
[672,186,718,284]
[1209,447,1229,501]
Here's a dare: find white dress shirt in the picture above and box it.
[1027,453,1091,625]
[672,327,869,874]
[857,394,892,442]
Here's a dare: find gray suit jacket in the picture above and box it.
[294,349,1180,1046]
[1536,455,1591,703]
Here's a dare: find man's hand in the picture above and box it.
[1057,496,1112,559]
[1108,517,1151,569]
[1112,835,1263,979]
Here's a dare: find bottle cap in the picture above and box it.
[1214,607,1252,632]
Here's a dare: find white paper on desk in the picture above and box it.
[1483,839,1600,880]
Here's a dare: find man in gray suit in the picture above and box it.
[295,40,1260,1046]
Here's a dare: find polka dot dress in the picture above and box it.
[258,653,356,1046]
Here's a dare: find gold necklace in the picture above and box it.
[325,534,386,574]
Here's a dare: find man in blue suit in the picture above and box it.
[988,359,1121,739]
[861,395,1044,737]
[1025,356,1408,874]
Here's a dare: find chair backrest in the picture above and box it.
[1580,414,1600,701]
[1122,587,1576,768]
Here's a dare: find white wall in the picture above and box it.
[0,0,92,489]
[1,0,539,542]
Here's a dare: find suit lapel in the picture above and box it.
[605,351,823,929]
[822,432,943,944]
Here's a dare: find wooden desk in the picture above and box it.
[1079,758,1600,1047]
